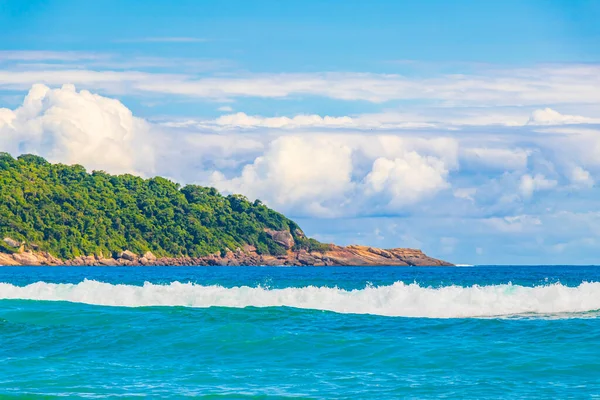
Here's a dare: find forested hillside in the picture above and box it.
[0,153,325,259]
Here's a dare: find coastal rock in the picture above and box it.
[41,252,64,265]
[12,251,41,265]
[266,229,295,249]
[0,252,20,266]
[3,237,21,248]
[117,250,137,261]
[1,244,452,267]
[368,247,393,259]
[296,250,325,266]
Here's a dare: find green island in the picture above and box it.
[0,152,451,266]
[0,152,327,258]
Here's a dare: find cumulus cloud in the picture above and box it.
[531,126,600,173]
[211,136,354,216]
[364,153,450,207]
[519,174,557,198]
[0,84,154,175]
[568,166,594,188]
[209,134,456,216]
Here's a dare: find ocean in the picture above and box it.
[0,266,599,398]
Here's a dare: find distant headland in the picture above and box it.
[0,153,452,267]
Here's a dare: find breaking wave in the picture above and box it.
[1,280,600,318]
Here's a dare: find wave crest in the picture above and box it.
[1,280,599,318]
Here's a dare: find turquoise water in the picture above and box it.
[1,266,600,398]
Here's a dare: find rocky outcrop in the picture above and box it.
[265,229,295,249]
[0,244,452,267]
[3,237,21,248]
[139,251,156,265]
[117,250,137,261]
[0,252,20,266]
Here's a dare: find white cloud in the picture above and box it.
[208,134,458,216]
[531,126,600,172]
[568,166,594,188]
[364,153,450,207]
[159,112,435,131]
[132,66,600,105]
[159,107,598,133]
[211,136,354,216]
[214,112,356,129]
[519,174,557,198]
[0,84,154,175]
[1,64,600,107]
[527,108,600,125]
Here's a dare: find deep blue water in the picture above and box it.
[1,266,599,398]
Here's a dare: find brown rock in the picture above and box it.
[1,240,452,267]
[0,253,20,266]
[12,251,40,265]
[98,258,118,266]
[296,250,322,266]
[368,247,393,258]
[266,229,295,249]
[117,250,137,261]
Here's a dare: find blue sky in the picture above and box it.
[1,0,600,264]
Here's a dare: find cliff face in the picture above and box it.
[0,244,452,267]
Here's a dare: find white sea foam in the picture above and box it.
[1,280,599,318]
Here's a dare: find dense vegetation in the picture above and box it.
[0,153,326,259]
